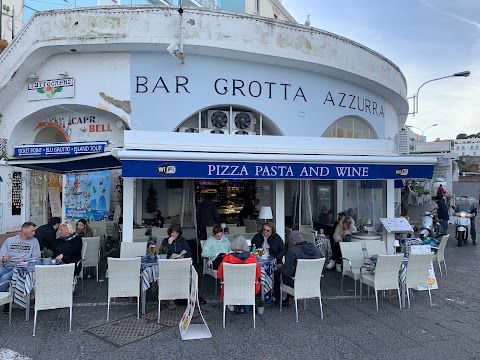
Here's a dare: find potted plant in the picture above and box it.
[41,247,53,265]
[256,298,265,314]
[158,245,168,259]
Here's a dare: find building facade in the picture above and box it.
[0,6,435,251]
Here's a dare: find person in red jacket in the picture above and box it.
[217,235,261,300]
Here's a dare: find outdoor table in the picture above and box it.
[140,255,159,314]
[258,256,276,302]
[315,235,332,260]
[10,258,63,321]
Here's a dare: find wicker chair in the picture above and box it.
[82,236,101,282]
[339,242,365,299]
[107,257,141,321]
[133,236,150,243]
[200,240,220,296]
[364,241,387,258]
[433,235,449,277]
[228,226,246,235]
[33,263,75,336]
[76,241,88,293]
[244,219,258,233]
[0,280,13,325]
[405,252,435,308]
[157,258,192,323]
[120,242,148,258]
[222,263,257,328]
[280,258,326,322]
[359,254,404,310]
[300,232,316,245]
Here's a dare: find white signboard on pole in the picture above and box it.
[178,267,212,340]
[48,187,62,218]
[410,245,438,290]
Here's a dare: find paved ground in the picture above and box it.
[1,182,479,359]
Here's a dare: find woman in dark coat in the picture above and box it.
[251,221,286,264]
[160,224,192,259]
[54,222,83,276]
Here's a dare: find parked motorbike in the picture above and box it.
[419,210,441,239]
[452,196,476,247]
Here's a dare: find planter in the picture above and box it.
[42,257,51,265]
[257,306,265,315]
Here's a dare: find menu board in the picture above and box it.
[379,217,414,233]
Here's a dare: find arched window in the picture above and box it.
[322,116,378,139]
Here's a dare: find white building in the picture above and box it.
[0,6,436,252]
[454,138,480,157]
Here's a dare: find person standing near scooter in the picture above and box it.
[434,195,449,236]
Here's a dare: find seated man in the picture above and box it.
[0,222,41,312]
[273,230,321,307]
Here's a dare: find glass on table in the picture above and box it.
[149,244,157,256]
[257,248,264,257]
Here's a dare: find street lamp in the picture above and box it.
[406,123,437,138]
[409,71,470,116]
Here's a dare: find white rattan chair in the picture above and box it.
[364,241,387,258]
[222,263,257,328]
[359,254,404,310]
[433,235,449,277]
[228,226,246,235]
[200,240,219,296]
[157,258,192,323]
[244,219,258,233]
[107,257,141,321]
[300,232,316,245]
[0,280,13,325]
[133,228,149,237]
[33,263,75,336]
[151,227,169,239]
[120,242,148,258]
[82,236,101,282]
[76,241,87,293]
[339,242,365,299]
[405,252,435,308]
[280,258,326,322]
[205,226,214,237]
[133,236,150,243]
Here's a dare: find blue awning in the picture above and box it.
[6,151,121,174]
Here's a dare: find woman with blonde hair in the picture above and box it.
[331,216,357,273]
[53,222,83,275]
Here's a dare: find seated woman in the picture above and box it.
[54,223,83,276]
[217,235,261,300]
[201,225,230,270]
[160,224,192,259]
[76,219,94,238]
[251,221,286,264]
[331,216,357,272]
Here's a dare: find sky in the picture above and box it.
[282,0,480,141]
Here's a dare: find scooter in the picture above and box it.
[419,210,441,239]
[452,196,476,247]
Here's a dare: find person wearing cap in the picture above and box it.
[434,195,449,236]
[273,230,321,307]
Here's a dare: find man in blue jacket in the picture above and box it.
[434,195,449,236]
[273,230,321,307]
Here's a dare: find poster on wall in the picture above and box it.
[65,170,111,220]
[48,187,62,218]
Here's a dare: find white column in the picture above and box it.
[336,180,344,213]
[135,179,142,225]
[123,177,134,243]
[275,180,285,242]
[385,179,395,254]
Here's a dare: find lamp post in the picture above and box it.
[406,123,437,140]
[410,71,470,116]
